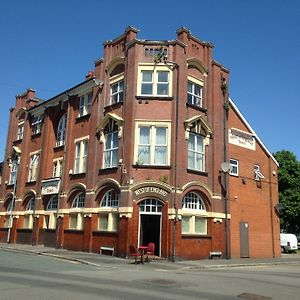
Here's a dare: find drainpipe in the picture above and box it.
[7,153,20,243]
[268,156,275,258]
[165,60,179,262]
[221,76,229,259]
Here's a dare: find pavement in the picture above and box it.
[1,242,300,270]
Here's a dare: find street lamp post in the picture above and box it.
[6,147,20,243]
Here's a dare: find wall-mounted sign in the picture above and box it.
[228,128,256,150]
[41,178,60,195]
[132,184,170,202]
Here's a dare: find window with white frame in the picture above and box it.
[24,197,35,229]
[103,120,118,168]
[56,114,67,147]
[187,77,203,107]
[53,158,63,177]
[17,122,24,140]
[110,79,124,104]
[136,123,170,166]
[78,93,92,117]
[32,116,43,135]
[254,164,264,180]
[182,192,207,235]
[99,190,119,232]
[138,65,172,97]
[74,139,88,174]
[28,153,39,182]
[140,198,162,213]
[188,132,205,171]
[229,159,239,176]
[44,195,58,229]
[69,192,85,230]
[8,160,18,185]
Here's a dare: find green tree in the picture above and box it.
[274,150,300,233]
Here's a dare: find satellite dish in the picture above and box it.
[221,162,232,173]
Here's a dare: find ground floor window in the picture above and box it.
[44,213,57,229]
[182,215,207,235]
[23,214,34,229]
[69,213,83,230]
[98,212,119,232]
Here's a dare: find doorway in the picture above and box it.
[239,221,250,258]
[139,198,162,257]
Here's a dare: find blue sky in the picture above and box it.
[0,0,299,161]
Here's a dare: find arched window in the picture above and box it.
[99,189,119,232]
[24,196,35,229]
[71,192,85,208]
[140,199,162,213]
[182,192,207,235]
[56,114,67,147]
[100,190,119,208]
[182,192,206,211]
[26,197,35,211]
[47,195,58,210]
[69,192,85,230]
[44,195,58,230]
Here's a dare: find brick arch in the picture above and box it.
[22,190,36,208]
[106,56,125,75]
[94,178,120,201]
[181,181,213,208]
[66,183,86,205]
[187,58,208,75]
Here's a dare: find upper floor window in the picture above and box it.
[254,164,264,181]
[136,122,170,166]
[182,192,207,235]
[101,190,120,208]
[110,80,124,104]
[103,120,118,169]
[17,122,24,140]
[53,158,63,177]
[56,114,67,147]
[188,132,205,172]
[8,160,18,185]
[26,197,35,211]
[71,192,85,208]
[230,159,239,176]
[46,195,58,210]
[74,139,88,174]
[32,116,43,135]
[28,153,39,182]
[138,65,172,97]
[187,77,203,107]
[78,93,92,117]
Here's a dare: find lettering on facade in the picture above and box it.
[134,187,168,197]
[228,128,256,150]
[41,179,60,195]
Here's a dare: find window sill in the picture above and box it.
[64,229,84,233]
[76,113,91,122]
[229,173,239,177]
[26,180,37,185]
[186,102,207,113]
[133,164,171,169]
[31,132,42,138]
[98,167,118,175]
[182,234,211,239]
[136,95,173,101]
[70,172,86,178]
[187,169,208,176]
[92,230,118,236]
[54,144,65,151]
[6,183,15,187]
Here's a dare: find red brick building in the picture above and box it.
[0,27,281,260]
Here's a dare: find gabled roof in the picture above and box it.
[229,97,279,167]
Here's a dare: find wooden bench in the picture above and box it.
[100,246,114,256]
[209,251,222,259]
